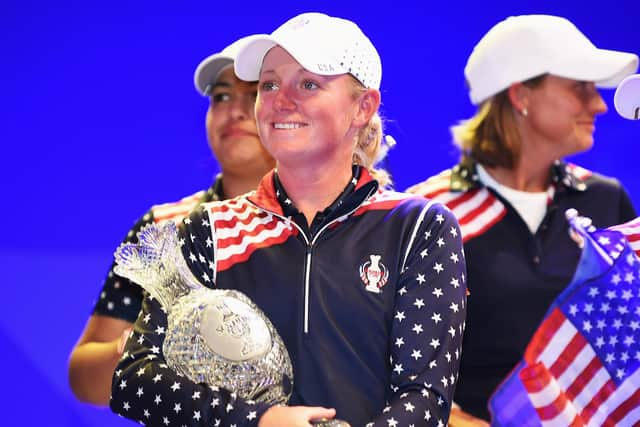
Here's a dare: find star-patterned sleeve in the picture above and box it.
[93,210,154,322]
[109,207,272,426]
[368,202,467,427]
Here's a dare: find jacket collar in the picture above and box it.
[449,158,590,193]
[247,166,378,217]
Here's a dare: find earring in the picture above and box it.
[521,108,529,117]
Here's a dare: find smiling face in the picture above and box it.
[254,46,364,168]
[206,67,274,179]
[524,75,608,158]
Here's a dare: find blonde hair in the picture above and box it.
[350,79,392,187]
[452,75,545,169]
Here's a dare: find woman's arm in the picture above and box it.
[110,292,272,426]
[68,315,132,405]
[368,202,468,426]
[68,212,151,404]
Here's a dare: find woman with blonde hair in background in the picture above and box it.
[407,14,638,425]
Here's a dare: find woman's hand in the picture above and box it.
[258,405,341,427]
[448,406,490,427]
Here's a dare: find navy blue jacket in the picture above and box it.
[110,168,468,427]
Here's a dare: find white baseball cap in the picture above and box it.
[193,35,258,96]
[234,12,382,90]
[465,15,639,105]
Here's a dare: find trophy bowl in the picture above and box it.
[163,287,292,404]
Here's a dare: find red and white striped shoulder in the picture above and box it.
[151,190,207,224]
[205,198,296,272]
[408,171,506,243]
[406,169,452,199]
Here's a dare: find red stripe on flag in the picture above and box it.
[536,392,570,421]
[565,356,602,401]
[625,233,640,243]
[519,362,571,422]
[520,361,551,393]
[580,379,616,423]
[549,332,588,378]
[610,217,640,230]
[568,416,585,427]
[524,308,566,363]
[603,387,640,425]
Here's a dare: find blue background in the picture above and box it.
[1,1,638,425]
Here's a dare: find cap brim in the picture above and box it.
[552,48,638,88]
[235,34,347,83]
[193,53,234,96]
[234,36,278,82]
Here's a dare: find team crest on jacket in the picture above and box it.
[359,254,389,293]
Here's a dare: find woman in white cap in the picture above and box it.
[407,15,638,425]
[68,36,274,406]
[109,12,467,427]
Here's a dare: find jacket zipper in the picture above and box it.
[253,215,334,334]
[247,214,316,333]
[249,188,375,334]
[303,245,312,333]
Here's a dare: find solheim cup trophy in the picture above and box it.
[113,222,347,427]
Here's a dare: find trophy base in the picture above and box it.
[311,419,350,427]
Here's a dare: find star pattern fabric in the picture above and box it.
[111,297,270,426]
[365,211,467,427]
[110,170,467,426]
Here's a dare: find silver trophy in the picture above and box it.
[113,222,292,405]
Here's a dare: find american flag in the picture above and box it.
[489,216,640,426]
[609,216,640,258]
